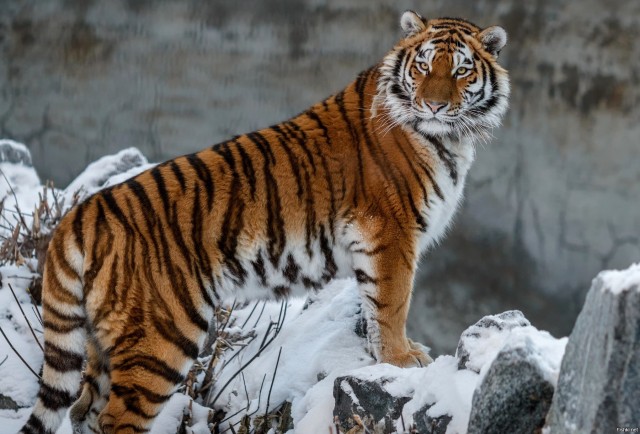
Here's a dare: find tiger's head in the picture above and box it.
[377,11,510,141]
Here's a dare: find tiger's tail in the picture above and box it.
[19,223,86,434]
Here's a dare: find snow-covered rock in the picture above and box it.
[455,310,531,373]
[333,374,411,433]
[467,338,557,434]
[0,140,32,166]
[329,311,566,434]
[62,147,153,206]
[0,140,42,217]
[545,263,640,434]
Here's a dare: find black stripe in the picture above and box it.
[305,109,338,242]
[429,136,458,184]
[151,314,200,360]
[393,136,430,208]
[186,153,215,210]
[217,175,247,285]
[302,168,316,257]
[354,269,376,284]
[101,189,134,235]
[401,177,427,232]
[248,132,286,267]
[272,285,291,299]
[251,251,268,286]
[234,140,257,199]
[392,48,406,79]
[270,125,304,199]
[172,267,211,332]
[283,254,300,283]
[150,167,172,222]
[112,354,185,385]
[72,203,84,250]
[285,121,316,173]
[111,383,173,404]
[53,237,80,280]
[42,300,85,323]
[319,227,337,282]
[44,343,83,373]
[38,383,74,410]
[169,161,186,192]
[43,318,84,333]
[190,183,214,285]
[23,414,55,434]
[334,90,366,205]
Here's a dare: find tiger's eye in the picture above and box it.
[456,67,468,76]
[418,62,429,73]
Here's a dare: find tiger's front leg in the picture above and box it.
[352,221,432,367]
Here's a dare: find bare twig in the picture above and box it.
[240,301,260,329]
[264,346,283,415]
[0,324,41,380]
[8,283,43,352]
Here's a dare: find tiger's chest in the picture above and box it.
[416,138,476,254]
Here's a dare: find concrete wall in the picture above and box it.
[1,0,638,353]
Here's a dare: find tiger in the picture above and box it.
[19,10,509,434]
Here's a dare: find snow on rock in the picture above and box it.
[0,140,33,166]
[467,331,564,434]
[62,147,153,207]
[545,263,640,434]
[455,310,531,373]
[333,371,412,433]
[331,311,566,434]
[0,140,42,219]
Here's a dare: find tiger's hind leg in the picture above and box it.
[70,337,111,433]
[96,329,205,434]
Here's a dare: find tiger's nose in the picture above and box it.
[425,101,446,113]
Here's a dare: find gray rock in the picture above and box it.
[545,266,640,433]
[456,310,531,372]
[467,344,555,434]
[333,375,411,433]
[0,140,33,167]
[412,403,452,434]
[0,393,20,410]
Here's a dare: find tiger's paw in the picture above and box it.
[383,342,433,368]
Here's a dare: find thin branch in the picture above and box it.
[264,346,283,415]
[8,283,43,352]
[252,301,267,328]
[0,324,41,380]
[240,301,260,329]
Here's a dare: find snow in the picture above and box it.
[597,262,640,295]
[62,147,153,207]
[211,279,374,433]
[0,140,571,434]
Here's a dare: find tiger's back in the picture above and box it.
[20,11,509,434]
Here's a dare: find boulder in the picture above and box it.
[467,343,555,434]
[0,140,33,166]
[545,263,640,433]
[456,310,531,372]
[412,403,452,434]
[333,375,411,433]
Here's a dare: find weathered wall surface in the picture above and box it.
[1,0,638,353]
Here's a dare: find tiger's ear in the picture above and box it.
[400,11,426,37]
[479,26,507,58]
